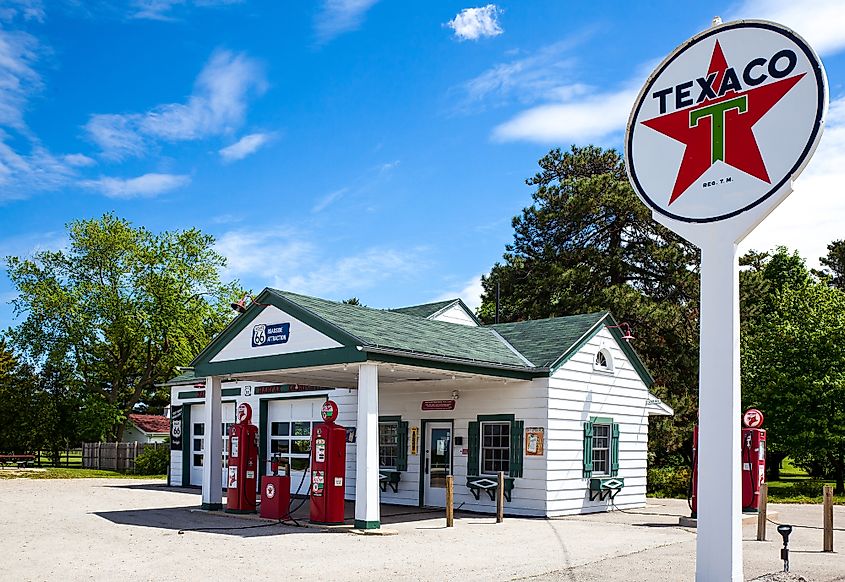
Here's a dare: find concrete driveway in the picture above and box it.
[0,478,842,581]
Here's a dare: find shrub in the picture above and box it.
[647,466,692,498]
[134,444,169,475]
[788,480,825,498]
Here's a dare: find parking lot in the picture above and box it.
[1,478,842,581]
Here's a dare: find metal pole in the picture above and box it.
[496,471,504,523]
[823,485,834,552]
[446,476,454,527]
[757,483,768,541]
[495,281,500,324]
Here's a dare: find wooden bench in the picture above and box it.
[0,454,35,468]
[379,470,401,493]
[466,475,515,502]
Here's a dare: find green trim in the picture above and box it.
[366,352,538,380]
[353,519,380,530]
[378,415,402,422]
[611,423,620,477]
[181,404,192,486]
[178,389,204,400]
[590,416,614,425]
[589,477,625,491]
[191,288,362,370]
[477,414,515,422]
[221,387,241,397]
[259,399,268,480]
[195,346,366,377]
[201,502,223,510]
[582,421,593,479]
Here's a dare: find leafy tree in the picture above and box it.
[478,146,701,465]
[742,277,845,494]
[0,340,42,453]
[5,214,241,441]
[814,239,845,289]
[342,297,363,306]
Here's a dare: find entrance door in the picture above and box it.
[423,422,452,507]
[189,403,235,488]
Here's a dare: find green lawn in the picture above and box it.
[0,468,166,480]
[765,458,844,504]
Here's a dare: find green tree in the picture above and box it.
[814,239,845,289]
[5,214,241,441]
[742,277,845,494]
[478,146,701,465]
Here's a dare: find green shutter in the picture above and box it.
[467,421,480,476]
[611,423,620,477]
[397,420,409,471]
[583,421,594,478]
[509,419,524,478]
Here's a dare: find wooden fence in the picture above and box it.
[31,449,84,468]
[82,442,166,472]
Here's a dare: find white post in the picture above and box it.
[201,376,223,510]
[354,363,380,529]
[696,240,742,582]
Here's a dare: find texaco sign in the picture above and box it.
[626,20,827,223]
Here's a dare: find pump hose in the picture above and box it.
[282,458,311,527]
[687,444,697,513]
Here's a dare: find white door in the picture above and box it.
[423,422,452,507]
[267,399,323,496]
[189,403,235,488]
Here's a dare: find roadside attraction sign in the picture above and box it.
[624,20,827,582]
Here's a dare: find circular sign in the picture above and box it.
[625,20,827,223]
[743,408,764,428]
[321,400,338,424]
[236,402,252,424]
[265,483,276,499]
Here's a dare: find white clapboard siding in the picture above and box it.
[170,450,182,486]
[546,326,651,516]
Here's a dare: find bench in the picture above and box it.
[466,475,515,502]
[589,477,625,501]
[0,454,36,468]
[379,470,401,493]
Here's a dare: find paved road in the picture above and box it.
[0,478,842,581]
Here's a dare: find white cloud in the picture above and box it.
[492,86,637,144]
[741,96,845,269]
[447,5,503,41]
[434,275,484,310]
[730,0,845,56]
[314,0,379,43]
[312,187,349,213]
[62,153,97,167]
[86,50,266,159]
[0,28,41,130]
[219,132,272,162]
[80,172,191,199]
[0,1,44,23]
[130,0,244,21]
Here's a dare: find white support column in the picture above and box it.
[695,241,742,582]
[354,363,380,529]
[201,375,223,510]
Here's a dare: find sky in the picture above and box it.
[0,0,843,329]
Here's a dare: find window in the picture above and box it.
[269,420,313,472]
[379,421,399,469]
[481,421,511,475]
[193,422,204,467]
[594,349,613,372]
[591,424,611,475]
[582,418,620,479]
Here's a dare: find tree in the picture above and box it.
[0,340,42,453]
[478,146,701,465]
[742,277,845,494]
[5,214,241,441]
[814,239,845,289]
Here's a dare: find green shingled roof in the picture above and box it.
[268,289,527,368]
[391,299,458,318]
[490,312,608,368]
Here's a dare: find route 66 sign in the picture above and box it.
[251,322,290,347]
[626,20,827,224]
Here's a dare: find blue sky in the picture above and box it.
[0,0,844,329]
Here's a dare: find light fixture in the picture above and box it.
[452,389,460,400]
[607,322,635,342]
[230,293,269,314]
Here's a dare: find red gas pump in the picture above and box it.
[309,400,347,525]
[690,409,767,516]
[226,403,258,513]
[260,455,291,520]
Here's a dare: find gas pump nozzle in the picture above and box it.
[777,524,793,573]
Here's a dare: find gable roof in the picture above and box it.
[129,414,169,434]
[187,288,654,386]
[391,298,482,325]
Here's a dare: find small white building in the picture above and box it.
[167,290,672,528]
[123,414,170,444]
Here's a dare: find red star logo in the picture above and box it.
[642,41,805,205]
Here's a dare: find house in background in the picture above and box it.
[123,414,170,443]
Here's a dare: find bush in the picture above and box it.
[788,480,826,498]
[647,466,692,498]
[134,444,169,475]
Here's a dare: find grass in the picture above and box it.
[0,467,166,480]
[765,458,844,504]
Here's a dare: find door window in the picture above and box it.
[429,428,451,488]
[269,420,313,471]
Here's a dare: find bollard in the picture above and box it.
[496,471,504,523]
[757,483,768,541]
[823,485,833,552]
[446,475,454,528]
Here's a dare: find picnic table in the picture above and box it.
[0,454,36,468]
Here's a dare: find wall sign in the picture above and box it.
[410,427,419,455]
[525,427,544,456]
[170,406,182,451]
[251,322,291,347]
[421,399,456,411]
[253,383,329,395]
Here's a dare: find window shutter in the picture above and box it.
[509,419,524,478]
[583,421,594,478]
[397,421,409,471]
[611,422,620,477]
[467,421,480,476]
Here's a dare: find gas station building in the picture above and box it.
[167,288,672,529]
